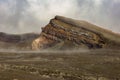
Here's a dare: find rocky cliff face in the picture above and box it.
[0,16,120,50]
[0,32,39,50]
[32,16,120,50]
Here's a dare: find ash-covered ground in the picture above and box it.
[0,49,120,80]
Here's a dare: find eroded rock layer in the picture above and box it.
[32,16,120,50]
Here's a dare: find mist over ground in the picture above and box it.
[0,0,120,33]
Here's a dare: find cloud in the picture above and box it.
[0,0,120,33]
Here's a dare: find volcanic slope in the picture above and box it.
[32,16,120,50]
[0,32,39,50]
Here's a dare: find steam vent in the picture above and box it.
[32,16,120,50]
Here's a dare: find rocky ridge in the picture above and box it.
[32,16,120,50]
[0,32,39,50]
[0,16,120,50]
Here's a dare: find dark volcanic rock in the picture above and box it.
[0,32,39,50]
[32,16,120,50]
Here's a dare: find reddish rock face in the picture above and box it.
[32,16,120,50]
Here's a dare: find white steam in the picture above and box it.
[0,0,120,33]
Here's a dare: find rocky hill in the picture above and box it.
[0,32,39,50]
[32,16,120,50]
[0,16,120,50]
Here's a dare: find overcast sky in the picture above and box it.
[0,0,120,33]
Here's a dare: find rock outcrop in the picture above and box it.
[0,16,120,50]
[32,16,120,50]
[0,32,39,50]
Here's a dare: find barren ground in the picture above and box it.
[0,49,120,80]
